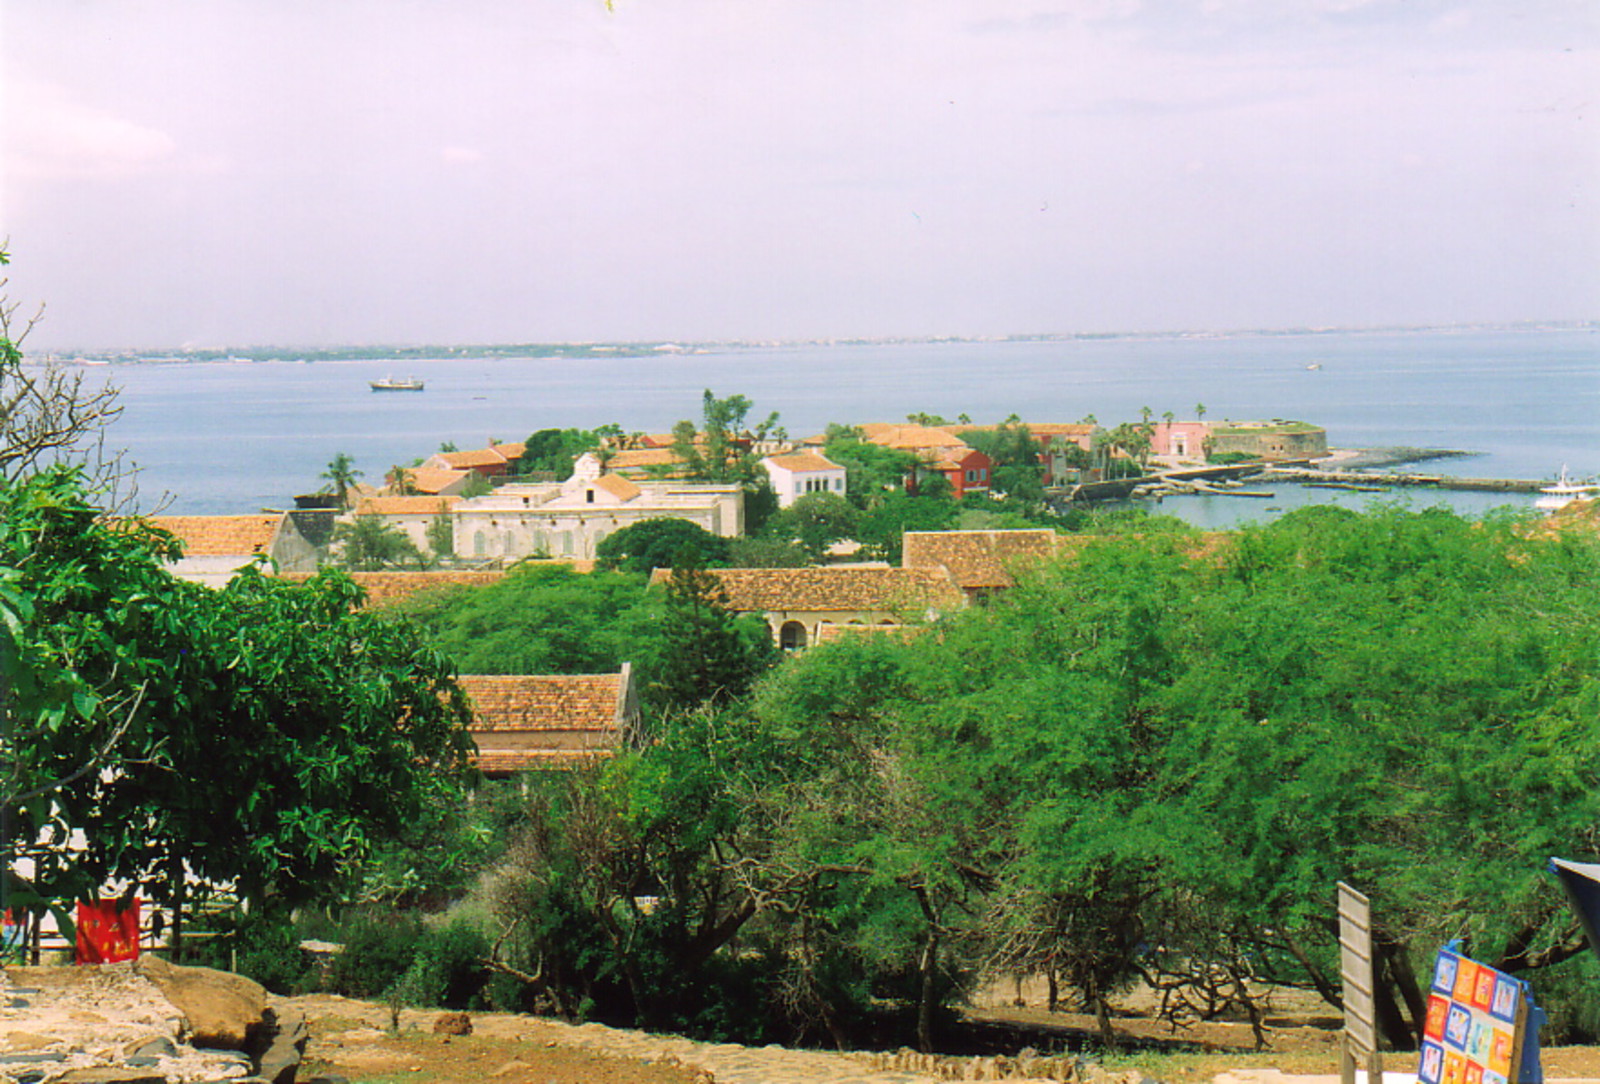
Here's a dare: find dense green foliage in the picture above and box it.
[479,505,1600,1049]
[334,516,427,570]
[595,517,732,574]
[1,468,476,934]
[397,563,661,676]
[518,426,618,477]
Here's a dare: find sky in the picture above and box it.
[2,0,1596,350]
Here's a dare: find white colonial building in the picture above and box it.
[450,456,744,561]
[760,452,847,508]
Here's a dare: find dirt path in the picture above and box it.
[294,994,951,1084]
[290,993,1600,1084]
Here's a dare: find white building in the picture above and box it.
[450,458,744,561]
[760,452,847,508]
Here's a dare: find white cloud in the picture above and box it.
[4,80,187,181]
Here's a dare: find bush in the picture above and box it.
[397,919,491,1009]
[325,909,425,998]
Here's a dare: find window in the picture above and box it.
[779,621,808,651]
[586,490,595,504]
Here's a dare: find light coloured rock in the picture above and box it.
[134,955,268,1051]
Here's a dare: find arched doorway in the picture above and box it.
[779,621,808,652]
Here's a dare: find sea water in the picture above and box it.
[62,326,1600,524]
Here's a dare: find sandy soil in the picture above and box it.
[287,987,1600,1084]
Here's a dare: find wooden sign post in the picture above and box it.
[1338,882,1383,1084]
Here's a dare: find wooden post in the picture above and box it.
[1338,883,1381,1084]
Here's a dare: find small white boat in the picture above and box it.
[1534,467,1599,511]
[370,376,425,392]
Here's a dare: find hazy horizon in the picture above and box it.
[5,2,1596,352]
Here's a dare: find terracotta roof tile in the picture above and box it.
[491,442,526,459]
[458,674,623,732]
[594,474,643,501]
[459,673,629,773]
[147,515,283,556]
[764,452,842,472]
[856,423,970,451]
[650,566,964,614]
[608,447,685,469]
[435,448,513,470]
[403,467,472,494]
[276,570,507,606]
[354,495,460,516]
[902,529,1063,590]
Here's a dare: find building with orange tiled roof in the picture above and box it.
[591,447,690,478]
[901,529,1067,601]
[649,566,963,651]
[761,452,847,508]
[396,467,473,496]
[424,443,522,478]
[146,513,320,587]
[459,667,640,773]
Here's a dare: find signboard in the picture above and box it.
[1418,947,1541,1084]
[1338,882,1378,1057]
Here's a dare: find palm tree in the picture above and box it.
[389,465,418,496]
[1195,403,1207,422]
[321,452,362,510]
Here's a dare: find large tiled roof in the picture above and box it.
[650,566,963,614]
[459,673,629,772]
[403,467,472,494]
[458,674,624,731]
[147,515,284,556]
[764,452,842,472]
[355,495,460,516]
[902,529,1063,590]
[276,570,507,607]
[593,474,643,501]
[947,422,1096,441]
[856,423,971,451]
[490,442,526,459]
[608,447,685,469]
[435,447,513,470]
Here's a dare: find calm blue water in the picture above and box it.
[63,327,1600,523]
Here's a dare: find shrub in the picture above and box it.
[325,909,425,998]
[396,919,491,1009]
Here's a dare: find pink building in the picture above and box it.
[1150,422,1211,459]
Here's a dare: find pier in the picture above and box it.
[1054,452,1551,504]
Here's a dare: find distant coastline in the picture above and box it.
[37,320,1600,367]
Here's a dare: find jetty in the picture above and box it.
[1262,466,1545,493]
[1054,451,1551,504]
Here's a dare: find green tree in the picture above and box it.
[2,469,476,943]
[518,427,611,478]
[652,553,775,711]
[397,562,661,677]
[669,391,782,532]
[334,517,426,571]
[426,514,454,558]
[853,491,958,562]
[321,452,363,510]
[821,427,921,505]
[595,518,732,575]
[764,491,861,561]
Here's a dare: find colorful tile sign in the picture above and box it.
[1419,948,1530,1084]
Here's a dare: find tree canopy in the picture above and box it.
[483,504,1600,1049]
[2,467,476,935]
